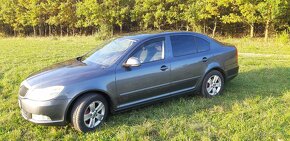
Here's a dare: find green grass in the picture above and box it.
[0,36,290,140]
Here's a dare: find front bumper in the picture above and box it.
[18,97,71,125]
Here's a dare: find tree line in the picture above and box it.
[0,0,289,39]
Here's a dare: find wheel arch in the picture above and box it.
[64,89,114,123]
[208,67,226,81]
[204,63,226,82]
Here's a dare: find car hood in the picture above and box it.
[25,59,106,88]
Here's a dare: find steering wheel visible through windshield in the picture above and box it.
[83,38,137,67]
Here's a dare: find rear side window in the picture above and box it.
[170,35,197,57]
[195,37,210,52]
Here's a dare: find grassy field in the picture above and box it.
[0,36,289,140]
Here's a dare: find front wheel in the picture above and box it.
[71,93,108,132]
[201,70,224,98]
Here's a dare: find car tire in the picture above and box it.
[71,93,108,132]
[201,70,224,98]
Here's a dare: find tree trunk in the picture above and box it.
[264,20,269,41]
[250,24,254,38]
[72,28,75,36]
[67,27,69,36]
[48,25,51,36]
[38,26,42,36]
[212,19,217,37]
[186,24,189,31]
[111,25,114,35]
[53,26,56,35]
[120,25,123,33]
[91,26,95,35]
[203,22,206,33]
[60,25,63,37]
[39,24,44,36]
[80,27,83,35]
[44,25,47,36]
[33,26,36,36]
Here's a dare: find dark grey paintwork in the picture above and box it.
[18,31,239,125]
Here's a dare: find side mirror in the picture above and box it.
[124,57,141,67]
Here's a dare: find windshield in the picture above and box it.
[83,38,137,66]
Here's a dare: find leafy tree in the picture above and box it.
[107,0,132,33]
[76,0,100,32]
[199,0,231,37]
[58,0,78,36]
[257,0,288,40]
[17,0,43,36]
[45,0,60,35]
[165,0,183,30]
[132,0,156,30]
[0,0,289,37]
[45,0,77,36]
[222,0,260,37]
[183,0,203,32]
[44,0,60,36]
[0,0,20,35]
[27,0,42,36]
[77,0,131,36]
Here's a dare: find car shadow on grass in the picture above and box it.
[104,67,290,128]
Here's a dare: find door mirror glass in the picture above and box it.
[124,57,141,67]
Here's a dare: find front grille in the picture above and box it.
[19,85,28,97]
[21,109,32,119]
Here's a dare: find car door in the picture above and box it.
[169,34,209,91]
[115,37,171,107]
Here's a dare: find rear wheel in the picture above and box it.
[71,93,108,132]
[201,70,224,98]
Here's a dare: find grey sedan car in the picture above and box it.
[18,32,238,132]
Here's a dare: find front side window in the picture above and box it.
[131,38,165,63]
[170,35,197,57]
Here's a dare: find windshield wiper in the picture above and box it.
[76,50,92,62]
[76,56,83,61]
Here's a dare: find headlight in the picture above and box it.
[26,86,64,101]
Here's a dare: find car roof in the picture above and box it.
[121,31,210,42]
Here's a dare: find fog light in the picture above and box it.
[32,114,51,121]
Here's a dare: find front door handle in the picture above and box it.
[202,57,208,62]
[160,65,168,71]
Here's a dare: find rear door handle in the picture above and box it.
[160,65,168,71]
[202,57,208,62]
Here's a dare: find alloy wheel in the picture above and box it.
[206,75,222,96]
[83,101,105,128]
